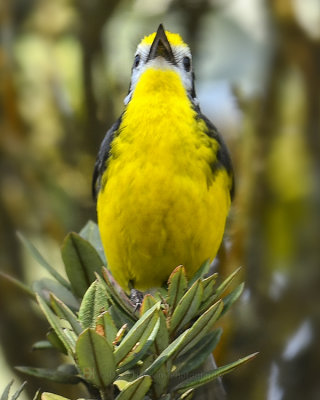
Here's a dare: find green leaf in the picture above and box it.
[174,353,259,393]
[140,294,157,316]
[178,389,194,399]
[0,272,35,300]
[32,389,41,400]
[114,374,137,391]
[11,382,27,400]
[177,300,223,357]
[78,280,109,329]
[33,279,79,311]
[169,280,203,334]
[32,340,54,351]
[176,329,222,374]
[151,363,169,399]
[100,269,137,322]
[198,269,242,314]
[214,267,242,299]
[108,304,135,331]
[220,283,244,318]
[17,232,70,288]
[60,326,77,351]
[41,393,71,400]
[46,330,67,354]
[140,295,169,353]
[201,273,218,305]
[36,294,75,354]
[50,294,83,335]
[1,381,13,400]
[57,363,79,376]
[114,302,160,366]
[188,259,211,287]
[143,329,190,377]
[115,375,152,400]
[140,295,170,397]
[61,232,103,297]
[198,285,220,314]
[167,266,187,313]
[79,220,107,266]
[15,366,80,384]
[96,311,118,347]
[76,328,116,388]
[118,318,160,373]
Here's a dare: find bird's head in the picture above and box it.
[124,24,198,106]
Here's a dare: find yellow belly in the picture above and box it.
[97,68,231,292]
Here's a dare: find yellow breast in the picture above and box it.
[97,68,231,292]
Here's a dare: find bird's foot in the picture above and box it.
[130,288,144,312]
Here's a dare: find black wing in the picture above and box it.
[92,116,123,200]
[197,111,235,199]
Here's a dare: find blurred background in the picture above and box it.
[1,0,320,399]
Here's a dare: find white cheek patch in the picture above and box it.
[137,44,151,61]
[171,45,193,93]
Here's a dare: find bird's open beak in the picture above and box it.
[147,24,176,64]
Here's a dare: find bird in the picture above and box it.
[92,24,234,293]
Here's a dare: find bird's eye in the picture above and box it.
[182,56,191,72]
[134,54,141,68]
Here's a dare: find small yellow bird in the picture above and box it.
[93,24,234,293]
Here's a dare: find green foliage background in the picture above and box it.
[1,0,320,399]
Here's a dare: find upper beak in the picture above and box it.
[147,24,176,64]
